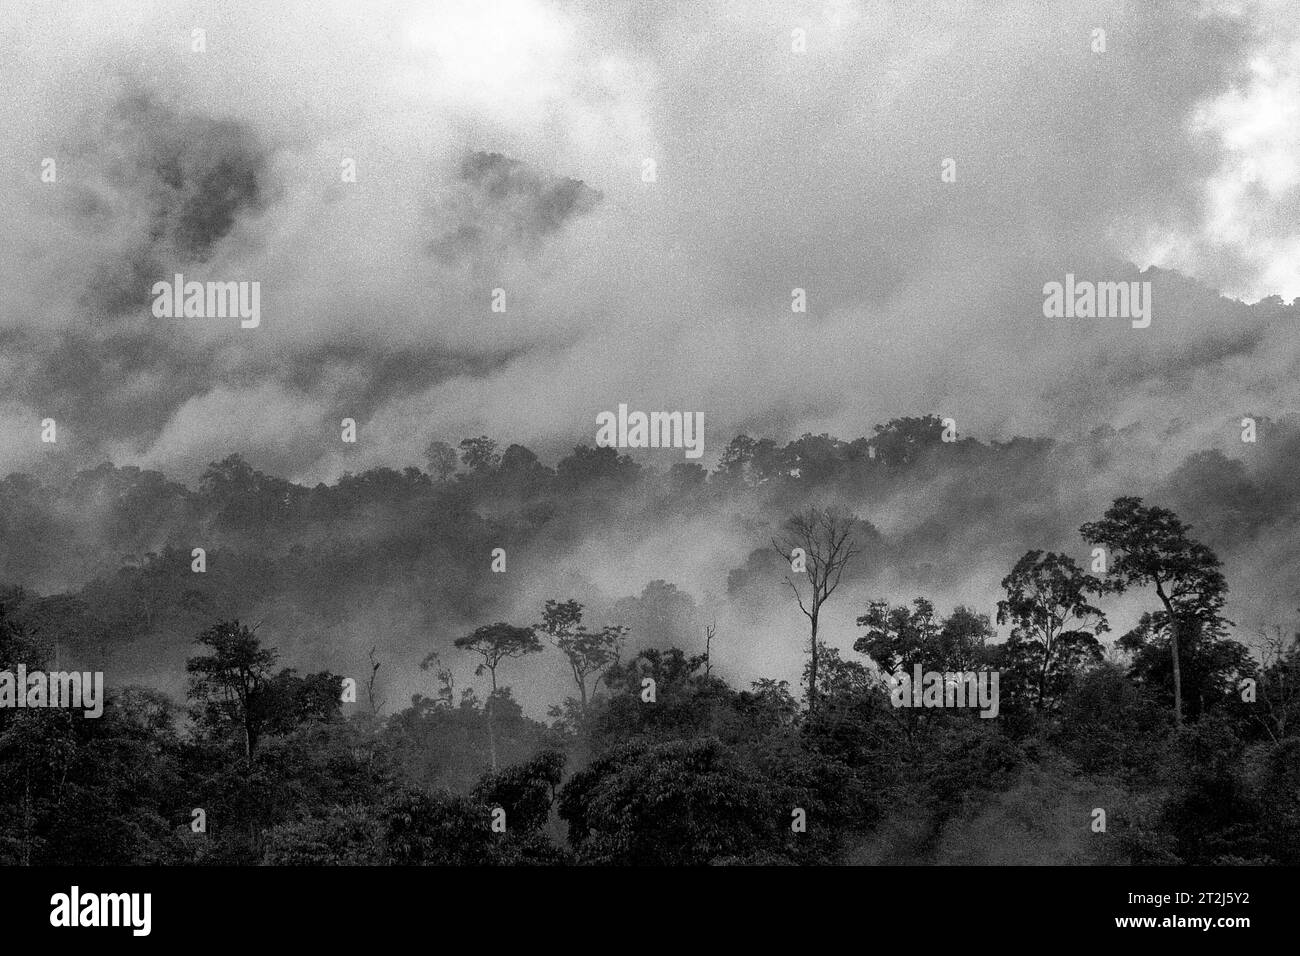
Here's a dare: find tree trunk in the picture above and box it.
[808,613,819,717]
[487,669,499,771]
[1155,582,1182,726]
[1170,618,1184,726]
[22,765,31,867]
[1036,630,1053,709]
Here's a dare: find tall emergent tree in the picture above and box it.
[1080,497,1230,725]
[451,622,542,769]
[996,550,1108,710]
[536,599,624,713]
[773,506,862,717]
[186,619,277,763]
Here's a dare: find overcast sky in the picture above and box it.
[1,0,1297,482]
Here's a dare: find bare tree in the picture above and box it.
[419,651,457,707]
[366,646,385,716]
[703,621,716,677]
[1252,623,1299,743]
[772,506,862,717]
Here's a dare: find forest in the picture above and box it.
[1,415,1297,865]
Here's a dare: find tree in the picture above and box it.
[471,749,566,833]
[496,443,548,479]
[595,647,718,746]
[1251,622,1300,743]
[772,507,862,716]
[0,598,44,670]
[452,623,543,694]
[255,669,345,736]
[449,623,543,769]
[1081,497,1231,725]
[704,621,716,677]
[868,415,947,468]
[186,620,278,763]
[996,551,1108,710]
[714,435,781,486]
[424,440,459,481]
[366,646,385,716]
[418,651,457,708]
[779,433,847,485]
[556,444,641,489]
[933,606,996,670]
[854,597,940,674]
[610,580,699,648]
[714,434,758,482]
[1118,613,1251,722]
[197,455,297,533]
[381,788,494,866]
[536,599,624,712]
[457,436,501,475]
[803,642,872,701]
[557,739,786,865]
[854,598,992,674]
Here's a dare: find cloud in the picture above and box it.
[0,0,1293,489]
[431,151,603,262]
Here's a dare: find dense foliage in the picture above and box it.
[1,418,1297,865]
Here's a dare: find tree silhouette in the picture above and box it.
[537,599,624,712]
[997,551,1108,710]
[424,440,459,481]
[450,622,542,769]
[457,436,501,475]
[1081,497,1230,725]
[186,619,277,762]
[773,507,862,717]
